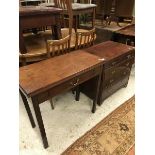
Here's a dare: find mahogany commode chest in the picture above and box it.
[19,50,104,148]
[81,41,135,105]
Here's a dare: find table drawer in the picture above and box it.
[37,66,102,103]
[105,51,134,69]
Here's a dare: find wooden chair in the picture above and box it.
[75,28,96,49]
[45,35,71,109]
[54,0,96,31]
[19,32,53,66]
[46,35,71,58]
[54,0,96,50]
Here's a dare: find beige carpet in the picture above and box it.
[61,96,135,155]
[19,66,134,155]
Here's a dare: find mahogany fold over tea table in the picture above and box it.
[19,51,104,148]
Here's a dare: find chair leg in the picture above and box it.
[50,99,54,110]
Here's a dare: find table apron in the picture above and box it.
[20,14,60,29]
[34,66,102,104]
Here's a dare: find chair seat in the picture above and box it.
[20,28,95,63]
[22,31,51,56]
[39,2,96,9]
[72,3,96,10]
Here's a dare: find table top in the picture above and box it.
[19,51,104,97]
[19,6,62,16]
[20,0,44,2]
[85,41,134,61]
[115,24,135,37]
[39,2,96,10]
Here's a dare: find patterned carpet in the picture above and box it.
[61,96,135,155]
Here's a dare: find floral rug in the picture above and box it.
[61,96,135,155]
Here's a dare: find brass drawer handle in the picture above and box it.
[126,38,130,45]
[111,70,116,74]
[127,55,131,59]
[126,62,130,66]
[123,72,127,75]
[70,79,79,86]
[112,61,117,66]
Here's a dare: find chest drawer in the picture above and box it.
[104,51,134,69]
[104,58,133,82]
[36,66,102,103]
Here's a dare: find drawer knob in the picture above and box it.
[126,62,130,66]
[111,70,116,74]
[127,55,131,59]
[123,72,127,75]
[70,79,79,86]
[126,39,130,45]
[112,61,117,66]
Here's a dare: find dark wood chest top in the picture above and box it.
[115,24,135,37]
[19,51,104,97]
[85,41,134,61]
[19,6,62,16]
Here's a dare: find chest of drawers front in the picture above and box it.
[81,41,135,105]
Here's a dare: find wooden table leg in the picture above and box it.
[92,69,102,113]
[31,96,49,149]
[75,85,80,101]
[19,90,36,128]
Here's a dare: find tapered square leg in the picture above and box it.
[20,90,36,128]
[50,99,54,110]
[75,85,80,101]
[92,69,102,113]
[32,96,49,149]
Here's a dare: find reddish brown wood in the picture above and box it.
[114,24,135,37]
[19,50,104,148]
[19,6,62,54]
[81,41,135,105]
[19,50,103,97]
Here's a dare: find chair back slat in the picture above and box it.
[46,35,71,57]
[75,28,96,49]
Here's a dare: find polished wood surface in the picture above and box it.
[19,6,62,54]
[20,50,103,148]
[20,0,45,6]
[114,24,135,37]
[20,50,103,97]
[82,41,135,105]
[19,6,61,16]
[85,41,134,61]
[112,24,135,46]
